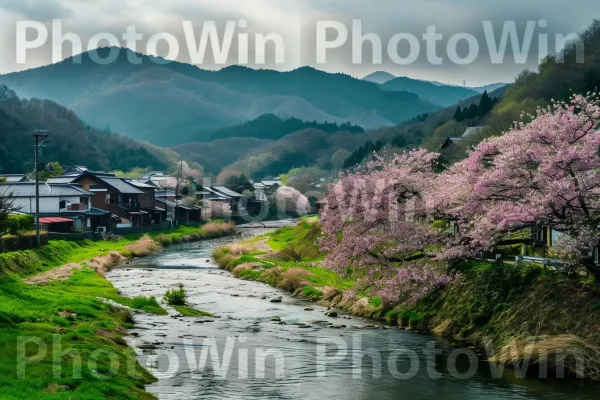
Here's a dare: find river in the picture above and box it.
[106,228,596,400]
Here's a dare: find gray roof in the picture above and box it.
[155,197,194,210]
[126,180,158,189]
[203,187,231,199]
[0,174,28,183]
[212,186,244,198]
[47,177,77,184]
[98,177,143,194]
[462,126,489,138]
[261,180,281,186]
[0,183,93,197]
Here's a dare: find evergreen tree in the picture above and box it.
[453,106,464,122]
[477,91,494,117]
[465,103,479,119]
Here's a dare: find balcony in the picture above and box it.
[118,201,141,211]
[67,203,88,211]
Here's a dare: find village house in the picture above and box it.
[439,126,490,159]
[154,197,202,224]
[126,180,166,224]
[0,182,114,233]
[48,170,152,228]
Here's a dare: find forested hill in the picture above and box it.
[198,114,364,142]
[0,85,174,174]
[344,19,600,168]
[0,48,437,146]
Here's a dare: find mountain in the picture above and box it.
[364,72,508,95]
[196,114,364,142]
[426,81,509,93]
[0,48,438,146]
[0,85,175,174]
[363,71,396,84]
[176,127,388,177]
[464,82,510,94]
[381,77,479,107]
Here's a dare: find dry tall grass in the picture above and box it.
[203,222,236,237]
[25,263,83,285]
[232,262,263,278]
[277,268,314,291]
[125,235,160,256]
[489,335,600,380]
[87,251,126,275]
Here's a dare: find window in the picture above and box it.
[105,194,110,204]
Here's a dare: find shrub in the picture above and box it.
[4,214,34,235]
[385,309,401,325]
[369,296,382,308]
[164,283,187,306]
[155,234,173,246]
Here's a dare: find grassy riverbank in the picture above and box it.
[214,219,600,380]
[0,222,235,399]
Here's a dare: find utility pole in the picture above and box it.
[33,130,50,248]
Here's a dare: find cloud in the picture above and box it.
[0,0,72,20]
[0,0,597,85]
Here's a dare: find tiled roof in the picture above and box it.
[0,174,28,183]
[212,186,244,198]
[46,177,77,184]
[98,177,143,194]
[126,180,158,189]
[0,183,93,197]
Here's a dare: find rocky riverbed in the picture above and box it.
[106,228,596,400]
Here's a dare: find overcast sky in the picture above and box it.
[0,0,596,86]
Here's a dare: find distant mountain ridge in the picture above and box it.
[364,71,509,96]
[380,77,480,107]
[362,71,396,84]
[0,48,438,146]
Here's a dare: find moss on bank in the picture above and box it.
[214,220,600,380]
[0,222,235,399]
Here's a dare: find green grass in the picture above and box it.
[0,267,156,399]
[0,222,235,399]
[129,297,167,316]
[302,286,324,299]
[172,306,214,317]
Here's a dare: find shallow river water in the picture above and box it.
[106,228,596,400]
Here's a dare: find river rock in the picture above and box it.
[270,297,282,303]
[325,311,338,318]
[304,307,315,311]
[270,317,281,322]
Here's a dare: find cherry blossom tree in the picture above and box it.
[319,150,444,272]
[201,200,232,220]
[443,94,600,278]
[275,186,311,217]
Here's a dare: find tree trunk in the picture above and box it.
[582,258,600,281]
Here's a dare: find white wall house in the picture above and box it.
[0,183,92,214]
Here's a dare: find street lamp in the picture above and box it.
[33,129,50,248]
